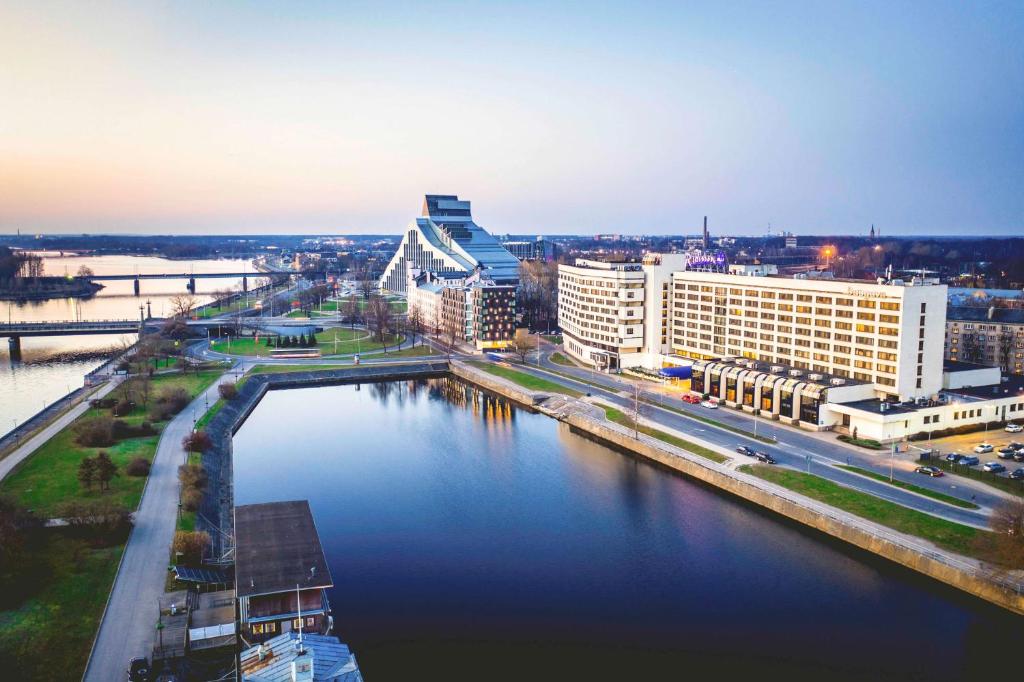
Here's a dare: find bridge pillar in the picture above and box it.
[8,335,21,359]
[242,276,248,292]
[133,278,140,296]
[187,277,196,293]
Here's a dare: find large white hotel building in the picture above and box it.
[559,257,1024,441]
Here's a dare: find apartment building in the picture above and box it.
[945,306,1024,375]
[669,268,948,401]
[558,254,688,370]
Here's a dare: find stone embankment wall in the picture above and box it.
[197,362,450,557]
[451,361,1024,615]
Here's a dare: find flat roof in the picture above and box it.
[692,357,869,388]
[944,375,1024,401]
[942,359,997,373]
[235,500,333,599]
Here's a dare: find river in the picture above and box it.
[1,254,265,430]
[232,377,1023,681]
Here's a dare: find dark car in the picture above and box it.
[736,445,756,456]
[755,452,777,464]
[945,453,964,463]
[1014,451,1024,463]
[958,455,980,466]
[914,465,944,477]
[128,657,150,682]
[998,447,1018,459]
[983,462,1006,474]
[1010,468,1024,480]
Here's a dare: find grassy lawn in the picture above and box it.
[600,404,728,463]
[371,344,439,358]
[0,371,220,516]
[837,465,979,510]
[317,328,403,355]
[838,434,884,450]
[0,533,125,682]
[550,352,574,366]
[0,369,221,680]
[210,336,275,356]
[467,361,584,397]
[738,464,984,557]
[250,364,353,375]
[542,334,563,344]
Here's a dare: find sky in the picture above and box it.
[0,1,1021,236]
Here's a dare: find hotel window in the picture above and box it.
[880,301,900,311]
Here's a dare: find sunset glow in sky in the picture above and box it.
[1,1,1021,235]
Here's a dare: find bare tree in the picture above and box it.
[631,382,643,440]
[997,330,1015,373]
[366,294,395,345]
[169,294,197,319]
[506,334,531,363]
[407,305,423,347]
[343,294,361,329]
[76,264,94,277]
[443,319,461,360]
[980,498,1024,571]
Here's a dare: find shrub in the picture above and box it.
[150,386,190,420]
[112,400,135,417]
[181,486,203,512]
[111,419,156,441]
[217,382,238,400]
[182,430,213,453]
[125,457,151,477]
[55,499,131,540]
[90,397,116,409]
[75,417,115,447]
[178,463,207,489]
[172,530,211,565]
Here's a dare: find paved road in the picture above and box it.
[502,344,1002,527]
[0,379,120,482]
[83,378,225,682]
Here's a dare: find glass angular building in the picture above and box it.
[379,194,520,294]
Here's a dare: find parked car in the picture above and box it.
[682,395,701,404]
[983,461,1006,474]
[958,455,980,466]
[1005,423,1023,433]
[998,446,1019,459]
[1009,468,1024,480]
[736,445,756,456]
[945,453,964,463]
[914,465,944,477]
[700,400,718,409]
[128,657,150,682]
[1014,451,1024,463]
[973,443,993,454]
[755,452,777,464]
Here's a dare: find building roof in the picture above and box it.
[947,305,1024,324]
[241,633,363,682]
[942,359,997,373]
[235,501,333,598]
[944,375,1024,401]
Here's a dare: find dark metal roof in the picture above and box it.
[235,500,333,598]
[947,306,1024,324]
[942,359,996,373]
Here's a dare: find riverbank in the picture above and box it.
[449,361,1024,615]
[0,277,103,301]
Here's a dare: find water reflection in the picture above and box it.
[233,378,1024,682]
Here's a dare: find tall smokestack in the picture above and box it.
[702,216,709,249]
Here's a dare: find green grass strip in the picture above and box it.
[837,465,979,509]
[467,361,583,397]
[601,405,727,464]
[738,464,984,557]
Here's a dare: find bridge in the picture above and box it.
[79,269,291,295]
[1,319,145,356]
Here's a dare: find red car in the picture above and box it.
[682,395,701,404]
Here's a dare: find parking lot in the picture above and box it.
[915,422,1024,482]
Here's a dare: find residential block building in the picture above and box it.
[945,306,1024,375]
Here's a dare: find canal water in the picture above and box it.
[1,254,264,429]
[233,378,1023,681]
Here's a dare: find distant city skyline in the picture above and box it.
[1,1,1021,236]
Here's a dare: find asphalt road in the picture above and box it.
[83,378,225,682]
[507,345,1005,527]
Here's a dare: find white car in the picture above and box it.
[973,443,993,454]
[700,400,718,409]
[1005,423,1023,433]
